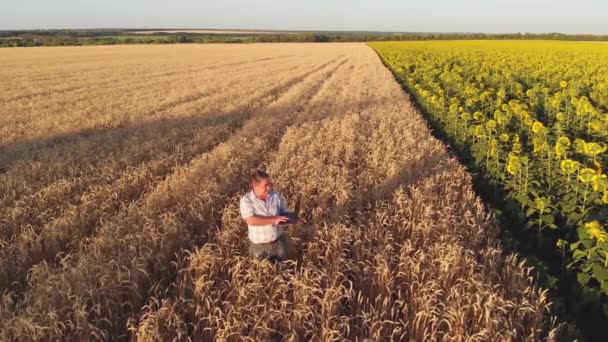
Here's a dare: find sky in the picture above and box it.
[1,0,607,35]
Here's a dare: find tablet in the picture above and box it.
[278,211,298,225]
[278,194,301,225]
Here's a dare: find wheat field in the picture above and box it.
[0,43,573,341]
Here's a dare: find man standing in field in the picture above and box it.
[240,170,296,262]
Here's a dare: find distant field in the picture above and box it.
[132,29,293,35]
[97,35,171,41]
[0,43,570,340]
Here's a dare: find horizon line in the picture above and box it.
[1,27,607,36]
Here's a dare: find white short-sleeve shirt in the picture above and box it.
[239,190,288,243]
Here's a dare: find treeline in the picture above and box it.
[0,35,210,48]
[1,30,608,48]
[254,32,608,42]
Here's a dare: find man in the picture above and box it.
[239,170,295,262]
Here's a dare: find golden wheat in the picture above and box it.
[0,43,573,341]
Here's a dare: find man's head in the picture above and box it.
[251,169,272,199]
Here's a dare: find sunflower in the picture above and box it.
[489,139,499,158]
[532,137,548,155]
[592,173,608,192]
[573,139,586,154]
[473,125,485,138]
[579,168,597,183]
[531,121,546,134]
[534,196,551,213]
[494,110,509,125]
[560,80,568,88]
[560,159,579,175]
[506,154,521,175]
[554,136,571,158]
[512,135,522,154]
[584,221,608,243]
[485,119,497,131]
[582,142,607,158]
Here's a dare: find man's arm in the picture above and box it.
[244,215,288,226]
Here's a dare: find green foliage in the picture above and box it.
[370,40,608,339]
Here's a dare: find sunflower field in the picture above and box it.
[371,40,608,318]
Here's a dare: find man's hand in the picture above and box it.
[273,216,289,225]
